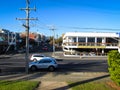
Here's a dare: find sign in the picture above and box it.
[116,32,120,53]
[116,32,120,37]
[118,47,120,53]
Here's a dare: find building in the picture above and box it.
[20,32,47,42]
[0,29,19,54]
[62,32,120,56]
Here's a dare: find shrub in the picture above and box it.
[108,50,120,86]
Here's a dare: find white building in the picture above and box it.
[62,32,120,56]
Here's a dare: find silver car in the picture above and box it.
[29,57,58,71]
[30,54,46,61]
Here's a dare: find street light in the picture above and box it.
[46,25,56,56]
[49,25,55,56]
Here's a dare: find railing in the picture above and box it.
[63,42,118,47]
[63,51,108,56]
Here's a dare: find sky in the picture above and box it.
[0,0,120,37]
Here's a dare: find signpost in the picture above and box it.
[118,32,120,53]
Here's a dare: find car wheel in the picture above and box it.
[33,58,37,62]
[30,66,37,71]
[48,66,55,71]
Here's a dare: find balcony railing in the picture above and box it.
[63,42,118,47]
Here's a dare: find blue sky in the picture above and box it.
[0,0,120,37]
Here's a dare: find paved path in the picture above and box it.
[37,81,71,90]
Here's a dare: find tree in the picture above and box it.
[56,36,62,46]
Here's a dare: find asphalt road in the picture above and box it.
[0,52,108,74]
[58,59,108,72]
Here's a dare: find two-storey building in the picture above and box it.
[62,32,120,56]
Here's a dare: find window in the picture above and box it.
[97,38,102,43]
[34,55,44,57]
[73,37,76,42]
[88,37,95,43]
[68,37,76,42]
[39,59,52,63]
[78,37,86,42]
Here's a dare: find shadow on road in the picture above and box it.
[0,72,48,81]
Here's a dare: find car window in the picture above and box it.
[39,60,44,63]
[43,60,52,63]
[39,59,52,63]
[33,55,44,57]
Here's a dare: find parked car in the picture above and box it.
[18,49,26,53]
[29,57,58,71]
[30,54,46,61]
[42,46,48,51]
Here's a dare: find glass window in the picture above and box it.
[43,60,51,63]
[34,55,44,57]
[39,59,52,63]
[88,37,95,43]
[97,38,102,43]
[68,37,76,42]
[106,38,118,43]
[73,37,76,42]
[78,37,86,42]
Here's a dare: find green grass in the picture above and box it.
[68,81,115,90]
[0,80,39,90]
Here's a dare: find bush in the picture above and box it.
[108,50,120,86]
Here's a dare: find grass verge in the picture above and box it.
[68,81,116,90]
[0,80,39,90]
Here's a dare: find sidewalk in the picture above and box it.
[37,81,71,90]
[53,51,107,60]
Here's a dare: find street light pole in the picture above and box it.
[50,26,55,56]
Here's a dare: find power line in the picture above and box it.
[59,26,120,30]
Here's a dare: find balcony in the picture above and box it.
[63,42,118,49]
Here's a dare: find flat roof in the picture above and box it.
[63,32,120,38]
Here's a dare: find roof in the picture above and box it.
[63,32,120,38]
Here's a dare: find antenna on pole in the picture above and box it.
[16,0,37,74]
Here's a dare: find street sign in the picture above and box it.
[116,32,120,53]
[116,32,120,37]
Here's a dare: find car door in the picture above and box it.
[37,59,50,69]
[37,60,45,69]
[42,59,52,68]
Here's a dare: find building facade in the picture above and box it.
[62,32,120,56]
[0,29,19,54]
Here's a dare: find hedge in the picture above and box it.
[108,50,120,86]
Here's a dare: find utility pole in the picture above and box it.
[17,0,37,74]
[50,26,56,56]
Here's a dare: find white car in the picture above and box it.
[30,54,46,61]
[29,57,58,71]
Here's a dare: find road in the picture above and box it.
[0,52,108,74]
[58,59,108,72]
